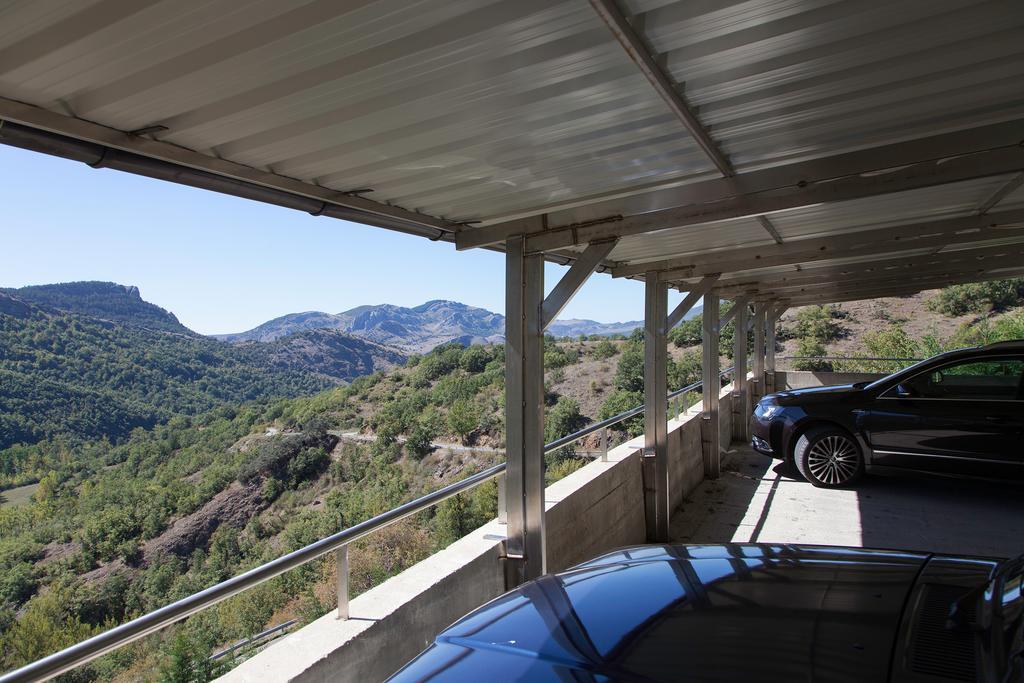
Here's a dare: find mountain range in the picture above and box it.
[216,300,648,351]
[0,283,405,449]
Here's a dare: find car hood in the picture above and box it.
[390,544,929,682]
[770,383,866,405]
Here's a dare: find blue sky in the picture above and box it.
[1,145,682,335]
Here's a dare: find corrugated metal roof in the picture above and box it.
[765,176,1016,241]
[1,0,1023,300]
[0,0,720,222]
[640,0,1024,169]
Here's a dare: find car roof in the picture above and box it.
[981,339,1024,350]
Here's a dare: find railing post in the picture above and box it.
[497,472,507,524]
[336,545,349,620]
[701,295,721,478]
[600,427,608,462]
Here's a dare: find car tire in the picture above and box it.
[793,426,864,488]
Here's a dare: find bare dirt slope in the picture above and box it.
[775,289,976,360]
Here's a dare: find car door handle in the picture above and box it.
[985,416,1008,423]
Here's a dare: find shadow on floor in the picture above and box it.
[670,443,1024,559]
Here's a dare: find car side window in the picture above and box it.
[893,357,1024,400]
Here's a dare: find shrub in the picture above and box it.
[81,507,142,563]
[668,317,702,347]
[591,338,618,359]
[459,345,492,373]
[927,279,1024,316]
[544,345,578,369]
[286,447,329,486]
[670,350,702,389]
[794,305,846,342]
[613,342,644,393]
[792,338,831,371]
[545,397,586,446]
[599,390,643,436]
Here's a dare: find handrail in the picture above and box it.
[781,355,922,362]
[0,367,736,683]
[210,619,297,661]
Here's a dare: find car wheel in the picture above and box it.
[793,426,864,488]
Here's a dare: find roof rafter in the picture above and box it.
[612,208,1024,280]
[456,119,1024,252]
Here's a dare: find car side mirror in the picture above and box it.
[894,383,913,398]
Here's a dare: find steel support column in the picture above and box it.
[766,306,783,393]
[701,296,721,478]
[504,237,545,586]
[730,298,748,443]
[643,275,669,542]
[752,302,767,402]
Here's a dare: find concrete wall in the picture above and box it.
[219,383,735,683]
[776,370,885,390]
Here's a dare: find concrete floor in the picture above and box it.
[670,443,1024,559]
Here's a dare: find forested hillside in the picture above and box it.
[0,288,404,482]
[2,279,1022,681]
[1,282,191,334]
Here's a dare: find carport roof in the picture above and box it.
[1,0,1023,305]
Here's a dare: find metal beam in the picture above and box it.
[457,119,1024,251]
[504,237,545,586]
[616,208,1024,280]
[977,172,1024,214]
[667,274,718,329]
[775,268,1024,306]
[540,240,617,331]
[732,256,1024,300]
[587,0,731,175]
[0,100,458,240]
[643,276,669,542]
[731,298,749,443]
[701,296,721,479]
[757,216,785,245]
[708,240,1024,293]
[720,303,739,329]
[586,0,786,247]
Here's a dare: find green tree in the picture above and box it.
[434,494,471,546]
[407,409,441,459]
[447,400,479,445]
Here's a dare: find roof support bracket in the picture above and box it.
[540,240,617,331]
[667,274,718,329]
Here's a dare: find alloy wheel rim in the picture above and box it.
[806,435,859,485]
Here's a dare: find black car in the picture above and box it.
[751,341,1024,488]
[390,543,1023,682]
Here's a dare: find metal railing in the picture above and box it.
[781,356,923,362]
[0,367,734,683]
[209,619,297,662]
